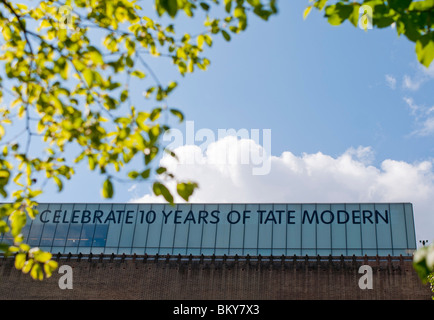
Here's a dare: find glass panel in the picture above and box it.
[345,203,362,256]
[78,204,100,248]
[374,203,392,256]
[404,203,416,252]
[287,204,301,256]
[105,204,125,251]
[51,247,65,254]
[301,203,316,256]
[201,204,219,254]
[78,247,91,254]
[258,204,273,256]
[92,224,109,247]
[316,203,332,255]
[28,203,49,246]
[172,204,190,254]
[215,204,231,255]
[39,203,59,248]
[244,204,259,255]
[133,204,153,249]
[52,203,73,248]
[145,204,164,254]
[390,203,407,255]
[66,203,86,247]
[118,204,138,249]
[331,203,347,256]
[117,247,132,255]
[360,203,377,256]
[188,204,206,254]
[40,224,56,247]
[229,204,245,255]
[90,247,104,255]
[272,204,286,256]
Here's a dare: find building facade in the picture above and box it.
[0,202,431,300]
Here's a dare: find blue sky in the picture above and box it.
[30,1,433,243]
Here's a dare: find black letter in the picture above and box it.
[264,211,277,224]
[243,210,251,224]
[174,210,182,224]
[375,210,389,224]
[352,210,361,224]
[198,210,208,224]
[337,210,349,224]
[210,210,220,224]
[146,210,156,224]
[287,210,296,224]
[184,210,196,224]
[227,210,240,224]
[320,210,334,224]
[40,210,50,223]
[125,210,134,224]
[93,210,104,223]
[53,210,61,223]
[302,210,318,224]
[81,210,91,223]
[162,210,172,223]
[363,210,373,224]
[257,210,266,224]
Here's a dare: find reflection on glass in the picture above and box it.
[93,224,108,247]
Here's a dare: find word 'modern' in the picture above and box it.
[39,208,390,226]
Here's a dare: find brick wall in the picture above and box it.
[0,254,431,300]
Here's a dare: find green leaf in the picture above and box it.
[22,259,33,274]
[200,2,210,11]
[83,69,94,87]
[34,251,52,263]
[348,4,361,27]
[170,108,184,122]
[140,169,151,179]
[153,182,174,204]
[325,3,353,26]
[44,260,58,278]
[102,178,114,198]
[416,33,434,68]
[131,70,146,79]
[0,243,10,253]
[15,253,26,270]
[314,0,328,11]
[389,0,412,11]
[30,263,44,280]
[409,0,434,11]
[156,167,167,174]
[224,0,232,13]
[176,182,198,202]
[160,0,179,18]
[221,29,231,41]
[303,6,312,20]
[10,211,26,237]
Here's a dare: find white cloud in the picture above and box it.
[403,74,423,91]
[402,63,434,91]
[420,61,434,78]
[131,137,434,242]
[385,74,396,89]
[404,97,434,136]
